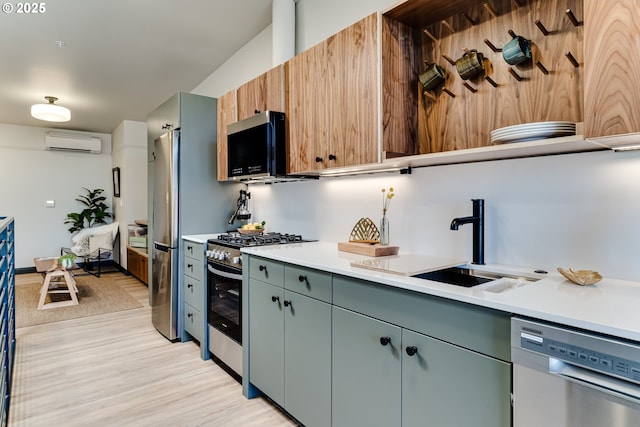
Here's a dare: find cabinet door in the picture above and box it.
[332,306,401,427]
[216,89,237,181]
[237,65,285,120]
[140,255,148,284]
[328,13,378,168]
[584,0,640,138]
[286,41,329,173]
[284,290,331,427]
[402,329,511,427]
[249,280,285,406]
[127,248,140,278]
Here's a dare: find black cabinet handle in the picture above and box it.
[406,346,418,356]
[298,275,307,283]
[328,154,337,160]
[271,296,280,303]
[187,263,193,269]
[187,245,192,251]
[284,300,292,307]
[187,284,193,289]
[259,265,267,272]
[380,336,391,346]
[187,313,193,319]
[315,156,323,163]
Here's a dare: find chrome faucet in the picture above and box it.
[450,199,484,265]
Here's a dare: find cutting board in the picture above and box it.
[337,241,399,257]
[350,254,466,276]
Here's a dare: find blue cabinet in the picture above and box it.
[0,217,15,426]
[247,258,332,427]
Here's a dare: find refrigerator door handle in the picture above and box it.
[154,241,171,252]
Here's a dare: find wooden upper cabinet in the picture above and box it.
[330,13,379,168]
[584,0,640,139]
[287,13,379,174]
[216,89,236,181]
[286,42,329,173]
[237,65,285,120]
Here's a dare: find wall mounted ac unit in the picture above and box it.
[45,132,102,154]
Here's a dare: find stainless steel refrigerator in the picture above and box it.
[150,130,180,340]
[148,92,243,342]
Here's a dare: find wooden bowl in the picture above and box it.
[557,267,603,286]
[237,228,263,235]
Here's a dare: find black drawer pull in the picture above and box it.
[259,265,267,272]
[187,264,193,269]
[187,284,193,289]
[271,296,280,303]
[406,346,418,356]
[298,275,307,283]
[187,313,193,319]
[328,154,337,160]
[380,336,391,346]
[315,156,323,163]
[284,300,292,307]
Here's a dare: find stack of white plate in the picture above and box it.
[491,121,576,144]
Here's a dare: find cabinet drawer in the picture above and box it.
[332,275,511,361]
[183,240,204,261]
[285,265,332,303]
[183,275,204,312]
[184,303,204,342]
[184,257,203,280]
[249,257,284,287]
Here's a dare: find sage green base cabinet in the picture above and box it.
[332,275,512,427]
[181,239,209,360]
[244,255,512,427]
[247,257,332,427]
[332,307,401,427]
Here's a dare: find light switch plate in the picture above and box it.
[45,200,55,208]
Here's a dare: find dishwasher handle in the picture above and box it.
[549,358,640,405]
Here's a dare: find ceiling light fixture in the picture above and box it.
[31,96,71,122]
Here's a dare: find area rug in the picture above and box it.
[15,274,143,328]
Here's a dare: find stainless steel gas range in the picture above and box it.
[206,232,311,378]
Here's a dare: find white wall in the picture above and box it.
[247,150,640,281]
[0,123,113,269]
[191,25,273,98]
[112,120,148,267]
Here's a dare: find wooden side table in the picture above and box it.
[33,257,79,310]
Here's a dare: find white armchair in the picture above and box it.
[62,222,120,277]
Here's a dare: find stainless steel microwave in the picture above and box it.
[226,111,286,181]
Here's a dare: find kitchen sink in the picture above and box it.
[412,265,540,292]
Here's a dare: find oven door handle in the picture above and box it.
[549,358,640,404]
[208,264,242,281]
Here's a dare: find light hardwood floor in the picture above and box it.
[9,273,298,427]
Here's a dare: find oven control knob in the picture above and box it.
[220,251,230,261]
[232,256,241,264]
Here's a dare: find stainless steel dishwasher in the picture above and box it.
[511,317,640,427]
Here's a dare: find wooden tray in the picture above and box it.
[338,241,399,257]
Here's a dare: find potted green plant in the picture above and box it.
[58,253,76,269]
[64,187,113,233]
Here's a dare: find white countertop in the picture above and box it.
[181,233,222,244]
[242,241,640,342]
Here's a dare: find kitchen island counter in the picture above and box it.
[242,241,640,342]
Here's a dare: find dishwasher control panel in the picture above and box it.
[513,317,640,385]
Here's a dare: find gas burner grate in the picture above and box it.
[214,232,306,247]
